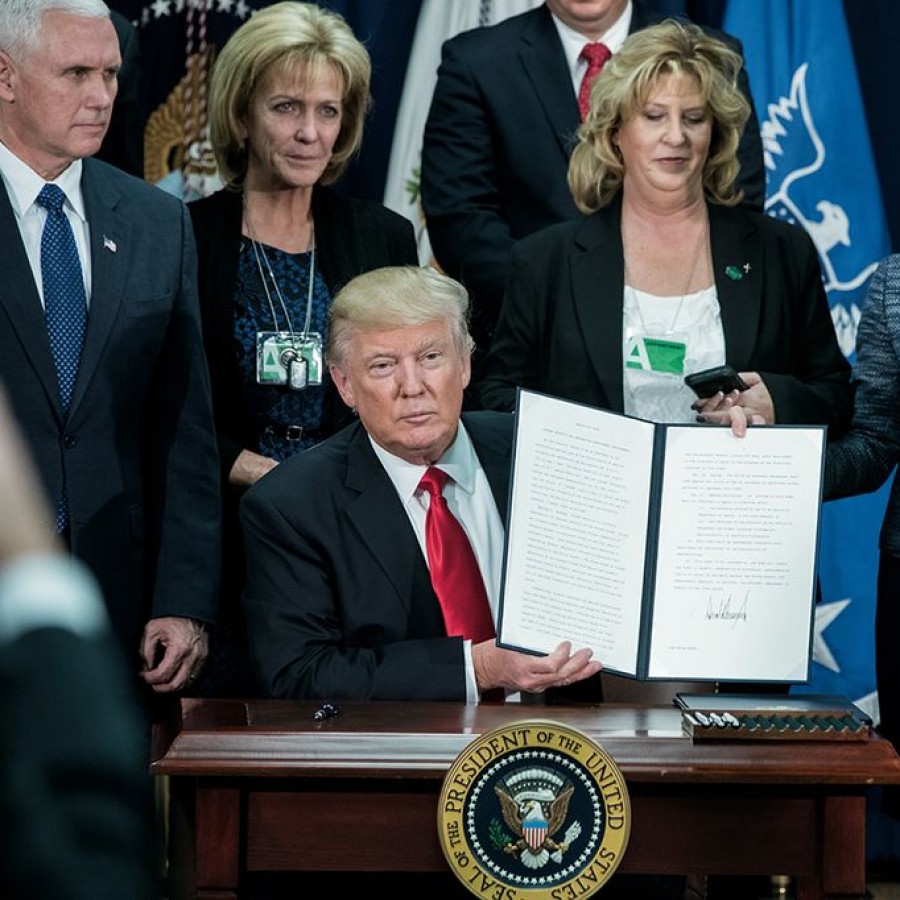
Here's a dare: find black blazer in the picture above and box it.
[0,625,157,900]
[188,185,418,480]
[240,412,514,701]
[479,198,853,435]
[420,1,765,350]
[0,160,221,657]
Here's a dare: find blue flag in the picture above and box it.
[722,0,891,719]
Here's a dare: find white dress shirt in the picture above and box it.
[551,1,633,94]
[0,141,92,308]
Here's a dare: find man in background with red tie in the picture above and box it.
[240,265,601,702]
[421,0,764,400]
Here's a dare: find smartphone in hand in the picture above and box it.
[684,365,749,399]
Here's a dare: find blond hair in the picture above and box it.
[327,266,475,367]
[568,18,750,212]
[208,1,371,187]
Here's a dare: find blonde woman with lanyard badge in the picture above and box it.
[477,19,851,721]
[187,2,417,696]
[479,20,849,446]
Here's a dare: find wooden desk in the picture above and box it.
[152,699,900,900]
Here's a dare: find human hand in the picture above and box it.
[0,383,58,565]
[139,616,209,693]
[691,370,772,436]
[229,449,279,487]
[472,639,602,695]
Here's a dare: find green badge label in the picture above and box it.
[626,337,686,374]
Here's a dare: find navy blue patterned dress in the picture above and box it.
[233,238,331,458]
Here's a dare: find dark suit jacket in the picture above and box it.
[0,159,221,659]
[420,1,765,354]
[240,412,514,701]
[479,198,853,436]
[0,626,157,900]
[188,185,419,481]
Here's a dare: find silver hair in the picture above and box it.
[0,0,110,58]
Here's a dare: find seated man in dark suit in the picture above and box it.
[240,265,602,702]
[0,382,157,900]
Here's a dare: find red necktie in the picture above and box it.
[578,41,612,121]
[419,467,495,643]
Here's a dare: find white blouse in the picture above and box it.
[622,283,726,423]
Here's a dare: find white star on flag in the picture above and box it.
[812,597,851,672]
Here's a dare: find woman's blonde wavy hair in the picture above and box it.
[568,18,750,213]
[208,1,371,188]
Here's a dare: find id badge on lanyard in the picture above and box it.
[625,334,687,376]
[256,331,324,389]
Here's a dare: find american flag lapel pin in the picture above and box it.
[103,235,117,253]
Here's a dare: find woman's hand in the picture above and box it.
[229,449,279,487]
[691,371,773,436]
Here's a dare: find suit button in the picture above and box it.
[63,434,77,449]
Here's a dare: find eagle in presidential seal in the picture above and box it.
[495,769,581,868]
[438,721,631,899]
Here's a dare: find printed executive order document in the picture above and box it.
[496,389,826,683]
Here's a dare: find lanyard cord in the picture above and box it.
[622,213,708,335]
[243,199,316,342]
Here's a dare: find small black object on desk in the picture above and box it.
[313,702,340,722]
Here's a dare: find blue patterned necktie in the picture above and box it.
[36,183,87,532]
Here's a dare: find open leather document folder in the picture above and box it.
[497,389,826,684]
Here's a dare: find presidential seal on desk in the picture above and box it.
[438,720,631,898]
